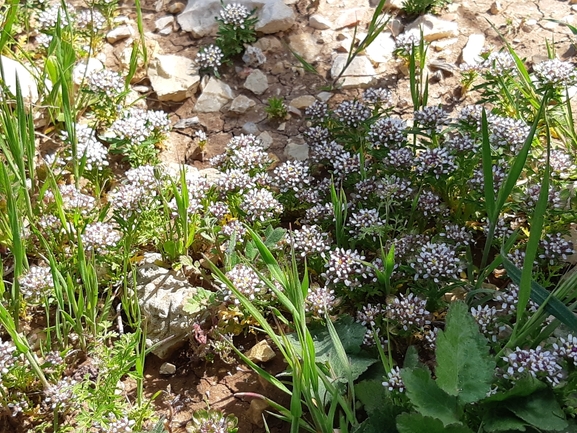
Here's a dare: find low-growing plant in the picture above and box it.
[215,2,258,61]
[265,96,288,120]
[401,0,451,16]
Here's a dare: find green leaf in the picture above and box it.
[263,226,285,246]
[356,379,388,417]
[501,253,577,333]
[483,410,527,432]
[183,287,216,315]
[483,375,546,403]
[508,389,567,431]
[403,346,420,369]
[435,301,495,404]
[397,413,472,433]
[401,367,460,426]
[245,241,258,261]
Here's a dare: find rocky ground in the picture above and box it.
[30,0,577,431]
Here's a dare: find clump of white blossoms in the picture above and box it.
[553,334,577,364]
[334,100,371,128]
[323,248,371,288]
[109,165,165,212]
[385,292,431,332]
[502,346,563,386]
[411,241,462,282]
[195,44,224,75]
[286,225,331,257]
[240,188,283,222]
[272,160,312,193]
[222,264,267,304]
[219,3,251,27]
[305,286,337,317]
[382,366,404,392]
[81,222,121,254]
[18,265,54,302]
[533,58,577,87]
[61,124,109,171]
[86,68,125,98]
[109,108,170,145]
[37,4,72,30]
[0,338,18,376]
[44,184,96,214]
[75,8,106,31]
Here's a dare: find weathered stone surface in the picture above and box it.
[461,33,485,65]
[309,13,331,30]
[334,8,370,29]
[148,54,200,102]
[173,117,200,129]
[289,95,316,110]
[331,54,376,79]
[155,15,174,32]
[365,32,396,64]
[106,25,134,43]
[160,362,177,375]
[242,122,260,135]
[243,69,269,95]
[405,14,458,41]
[490,1,502,14]
[284,140,309,160]
[72,58,103,86]
[134,253,197,359]
[229,94,256,114]
[195,77,234,112]
[245,340,276,362]
[167,0,186,13]
[178,0,295,37]
[0,56,41,104]
[288,33,321,63]
[257,131,273,149]
[242,46,267,67]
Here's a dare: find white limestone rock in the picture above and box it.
[309,13,332,30]
[106,24,134,43]
[178,0,295,37]
[331,54,377,87]
[134,253,197,359]
[148,54,200,102]
[243,46,267,67]
[195,77,234,112]
[155,15,174,32]
[405,14,458,42]
[365,32,396,64]
[284,140,309,160]
[229,94,257,113]
[0,56,41,104]
[288,33,321,63]
[461,34,485,65]
[289,95,316,110]
[243,69,269,95]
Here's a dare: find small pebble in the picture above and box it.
[160,362,176,375]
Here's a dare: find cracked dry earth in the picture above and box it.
[71,0,577,432]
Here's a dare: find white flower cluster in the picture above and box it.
[533,59,577,87]
[470,305,506,342]
[305,286,337,317]
[272,160,312,193]
[502,346,563,386]
[18,265,54,301]
[415,147,456,178]
[0,339,18,376]
[539,233,574,265]
[37,4,72,30]
[43,377,78,411]
[109,108,170,145]
[334,100,371,128]
[219,3,251,27]
[240,188,283,222]
[367,117,407,149]
[44,184,96,214]
[62,124,109,171]
[385,292,431,332]
[81,222,121,254]
[411,241,462,282]
[286,225,331,257]
[222,264,267,304]
[348,208,384,239]
[75,8,106,30]
[87,69,125,98]
[195,44,224,74]
[363,87,392,105]
[382,366,404,392]
[553,334,577,364]
[323,248,371,287]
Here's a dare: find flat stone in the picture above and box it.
[160,362,177,375]
[389,18,404,36]
[334,8,370,29]
[246,399,269,426]
[242,122,260,135]
[229,94,256,113]
[155,15,174,32]
[0,56,41,104]
[365,32,396,64]
[288,33,321,63]
[173,117,200,128]
[178,0,295,37]
[243,69,269,95]
[309,13,332,30]
[317,91,333,102]
[284,140,309,160]
[405,14,458,41]
[289,95,316,109]
[106,25,134,43]
[244,340,276,362]
[167,0,186,13]
[257,131,273,149]
[242,46,266,67]
[195,77,234,112]
[330,54,376,79]
[461,33,485,65]
[148,54,200,102]
[490,1,502,14]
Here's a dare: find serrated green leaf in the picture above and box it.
[483,376,546,403]
[331,353,376,383]
[401,367,460,426]
[403,346,419,369]
[435,301,495,404]
[245,241,258,261]
[183,287,216,314]
[483,410,527,432]
[264,226,285,246]
[356,379,388,417]
[508,390,568,431]
[397,413,473,433]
